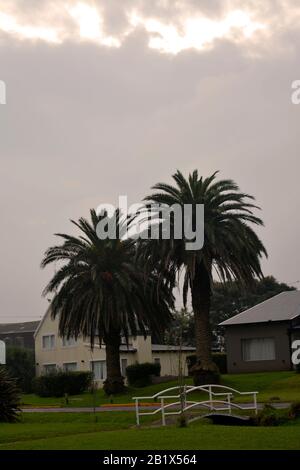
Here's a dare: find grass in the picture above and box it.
[21,379,188,407]
[222,371,300,403]
[1,412,300,450]
[4,371,298,450]
[0,412,138,446]
[21,371,300,408]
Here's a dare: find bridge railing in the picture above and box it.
[132,384,258,426]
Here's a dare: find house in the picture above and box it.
[220,290,300,373]
[0,321,39,350]
[34,307,195,385]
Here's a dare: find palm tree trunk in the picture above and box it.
[191,261,219,385]
[103,331,124,395]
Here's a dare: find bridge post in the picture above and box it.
[254,393,257,415]
[135,399,140,426]
[161,398,166,426]
[208,385,213,411]
[227,394,232,414]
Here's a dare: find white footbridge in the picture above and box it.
[133,384,258,426]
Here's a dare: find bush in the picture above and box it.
[33,370,93,397]
[177,413,188,428]
[212,353,227,374]
[0,366,21,422]
[254,404,280,427]
[288,401,300,420]
[187,353,227,375]
[6,347,35,393]
[126,362,161,387]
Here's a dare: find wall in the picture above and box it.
[35,312,139,385]
[35,310,192,385]
[152,350,191,376]
[0,331,35,350]
[225,321,292,373]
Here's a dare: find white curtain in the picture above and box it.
[242,338,275,361]
[63,362,77,372]
[92,360,107,380]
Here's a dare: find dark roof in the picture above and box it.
[0,321,40,335]
[152,344,196,352]
[219,291,300,326]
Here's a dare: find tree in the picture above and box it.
[142,170,267,384]
[163,277,294,347]
[162,308,195,347]
[41,209,174,395]
[6,347,35,393]
[211,276,295,336]
[0,366,21,422]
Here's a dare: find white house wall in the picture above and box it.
[35,309,193,385]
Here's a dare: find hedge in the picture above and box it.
[33,370,93,397]
[6,347,35,393]
[126,362,161,387]
[187,353,227,374]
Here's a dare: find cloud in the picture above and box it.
[1,1,300,321]
[1,0,298,54]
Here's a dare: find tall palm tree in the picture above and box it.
[41,209,174,394]
[142,170,267,384]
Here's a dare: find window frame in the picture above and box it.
[43,363,57,374]
[62,336,77,348]
[90,360,107,381]
[63,362,77,372]
[241,337,276,362]
[42,334,56,350]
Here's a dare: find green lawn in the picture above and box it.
[4,371,298,450]
[1,412,300,450]
[21,371,300,408]
[0,412,138,446]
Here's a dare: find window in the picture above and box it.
[42,334,55,350]
[121,358,128,377]
[62,337,76,347]
[154,358,161,365]
[43,364,56,374]
[91,360,107,380]
[242,338,275,362]
[63,362,77,372]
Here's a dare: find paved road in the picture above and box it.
[21,406,151,413]
[21,403,291,413]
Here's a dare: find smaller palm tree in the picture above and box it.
[0,367,21,422]
[41,209,174,394]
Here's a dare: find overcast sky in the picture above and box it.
[0,0,300,323]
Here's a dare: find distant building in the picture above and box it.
[0,321,39,350]
[220,291,300,373]
[35,307,195,385]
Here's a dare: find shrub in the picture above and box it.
[187,353,227,375]
[254,404,280,427]
[288,401,300,420]
[177,413,188,428]
[6,347,35,393]
[126,362,161,387]
[212,353,227,374]
[33,370,93,397]
[0,366,21,422]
